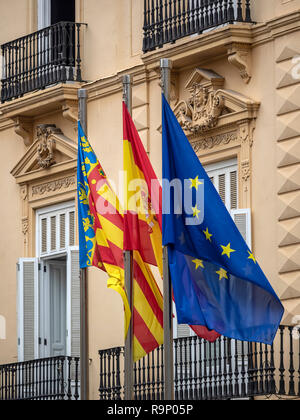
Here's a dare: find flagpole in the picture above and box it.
[78,88,89,401]
[160,58,174,400]
[122,75,134,400]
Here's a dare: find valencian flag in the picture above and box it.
[123,103,219,343]
[77,122,163,361]
[162,95,284,345]
[77,122,130,333]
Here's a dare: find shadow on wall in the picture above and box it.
[0,315,6,340]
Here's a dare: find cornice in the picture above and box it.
[0,83,82,120]
[252,10,300,47]
[1,11,299,114]
[84,65,159,103]
[142,24,254,68]
[14,159,77,185]
[0,116,15,132]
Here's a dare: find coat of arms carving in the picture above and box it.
[175,68,227,135]
[36,124,62,169]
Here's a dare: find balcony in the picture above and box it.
[99,326,300,400]
[143,0,253,53]
[0,356,80,401]
[1,22,86,104]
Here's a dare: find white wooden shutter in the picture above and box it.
[17,259,39,362]
[67,247,80,358]
[37,203,75,257]
[231,209,252,249]
[205,159,238,212]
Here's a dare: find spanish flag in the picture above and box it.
[123,105,220,344]
[77,122,163,360]
[123,104,164,359]
[123,103,163,276]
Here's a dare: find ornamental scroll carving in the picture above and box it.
[191,131,238,153]
[32,176,76,197]
[175,69,227,135]
[36,124,62,169]
[179,85,225,134]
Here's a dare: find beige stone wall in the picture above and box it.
[0,127,26,364]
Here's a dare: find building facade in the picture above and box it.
[0,0,300,400]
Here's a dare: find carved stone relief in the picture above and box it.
[31,176,76,198]
[36,124,62,169]
[191,131,238,153]
[179,85,225,134]
[227,43,252,84]
[171,68,260,210]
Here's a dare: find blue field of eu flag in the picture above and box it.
[162,95,284,345]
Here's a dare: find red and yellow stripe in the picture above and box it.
[123,103,164,360]
[83,150,163,361]
[123,103,163,276]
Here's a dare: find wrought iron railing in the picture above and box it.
[99,326,300,400]
[0,356,80,400]
[143,0,253,53]
[1,21,87,103]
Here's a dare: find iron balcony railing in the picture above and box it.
[0,356,80,401]
[143,0,253,53]
[99,325,300,400]
[0,21,87,103]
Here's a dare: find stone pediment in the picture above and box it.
[174,68,259,136]
[175,88,259,136]
[157,68,259,136]
[11,124,77,184]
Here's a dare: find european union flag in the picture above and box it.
[162,95,284,345]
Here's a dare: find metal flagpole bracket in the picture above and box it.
[78,89,88,134]
[160,58,174,401]
[122,74,134,400]
[160,58,173,104]
[122,75,133,114]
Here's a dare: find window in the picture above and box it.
[38,0,75,29]
[37,202,76,258]
[51,0,75,25]
[17,202,79,363]
[205,158,238,212]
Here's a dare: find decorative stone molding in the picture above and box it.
[166,67,260,210]
[36,124,62,169]
[20,185,28,201]
[191,131,238,152]
[179,86,225,134]
[241,160,251,182]
[11,121,78,257]
[22,217,29,236]
[176,69,226,134]
[227,43,252,84]
[62,102,79,128]
[31,176,76,197]
[13,117,33,146]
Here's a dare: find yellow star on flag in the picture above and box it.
[216,268,228,281]
[189,176,203,190]
[248,251,256,264]
[221,243,236,259]
[192,204,201,219]
[192,259,204,270]
[203,228,212,242]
